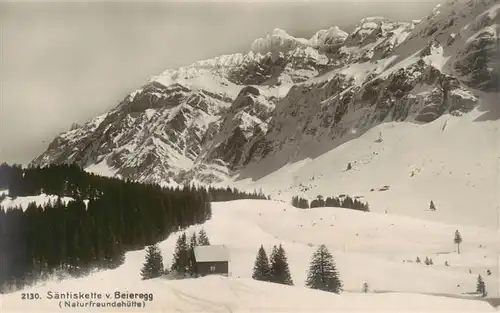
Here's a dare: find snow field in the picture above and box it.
[234,108,500,230]
[2,199,497,312]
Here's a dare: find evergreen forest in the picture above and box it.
[0,163,266,292]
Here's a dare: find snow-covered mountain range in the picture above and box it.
[4,1,500,309]
[32,0,499,197]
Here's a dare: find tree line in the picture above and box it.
[292,195,369,212]
[0,163,266,293]
[0,163,269,202]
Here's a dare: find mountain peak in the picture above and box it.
[359,16,386,23]
[271,28,291,37]
[309,26,349,48]
[250,28,310,54]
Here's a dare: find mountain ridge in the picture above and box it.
[32,0,500,190]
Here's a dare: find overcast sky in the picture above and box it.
[0,1,442,165]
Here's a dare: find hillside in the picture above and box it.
[231,105,499,229]
[1,200,498,312]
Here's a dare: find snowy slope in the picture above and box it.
[2,276,496,313]
[0,193,77,210]
[2,200,497,312]
[233,106,500,230]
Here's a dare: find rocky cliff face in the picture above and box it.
[32,0,499,186]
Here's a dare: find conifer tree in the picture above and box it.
[171,232,189,275]
[269,244,293,285]
[425,257,430,265]
[189,232,198,248]
[347,163,352,171]
[198,229,210,245]
[252,245,271,281]
[140,244,164,280]
[300,198,309,209]
[476,274,487,297]
[362,282,369,293]
[416,256,421,263]
[292,195,311,209]
[305,244,342,293]
[187,233,198,276]
[454,230,462,254]
[269,245,278,264]
[316,195,325,207]
[429,200,436,211]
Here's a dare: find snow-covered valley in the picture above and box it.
[1,199,498,312]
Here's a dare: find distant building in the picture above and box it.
[193,245,230,277]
